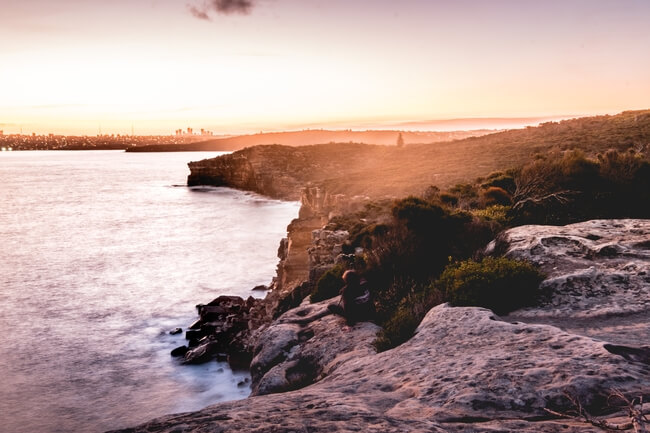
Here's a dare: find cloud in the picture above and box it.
[211,0,254,14]
[188,5,211,20]
[188,0,256,20]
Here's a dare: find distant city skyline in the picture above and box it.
[1,0,649,135]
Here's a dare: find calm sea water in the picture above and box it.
[0,150,299,432]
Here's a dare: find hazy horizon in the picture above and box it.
[1,0,649,135]
[0,114,584,137]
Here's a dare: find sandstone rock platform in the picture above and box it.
[113,220,650,432]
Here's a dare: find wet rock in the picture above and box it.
[170,346,188,357]
[188,319,202,330]
[252,285,268,292]
[169,327,182,335]
[183,340,220,365]
[185,329,204,341]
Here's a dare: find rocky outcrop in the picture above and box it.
[117,220,650,432]
[187,145,307,200]
[179,295,258,367]
[307,229,349,282]
[173,186,352,368]
[112,303,649,433]
[249,297,379,396]
[187,144,384,201]
[489,219,650,344]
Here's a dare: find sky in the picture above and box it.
[1,0,649,135]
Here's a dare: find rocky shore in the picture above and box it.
[171,184,361,369]
[114,212,650,433]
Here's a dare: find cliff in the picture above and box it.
[175,186,358,367]
[113,220,650,433]
[187,143,388,200]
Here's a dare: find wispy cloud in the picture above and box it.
[188,5,212,20]
[188,0,256,20]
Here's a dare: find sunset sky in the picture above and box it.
[1,0,649,135]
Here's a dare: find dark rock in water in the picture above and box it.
[252,285,268,291]
[171,346,189,357]
[207,295,246,307]
[188,319,202,330]
[200,305,227,322]
[169,327,182,335]
[185,329,204,341]
[183,341,220,365]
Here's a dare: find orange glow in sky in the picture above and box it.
[1,0,649,135]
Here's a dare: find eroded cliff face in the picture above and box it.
[114,220,650,433]
[177,185,355,367]
[188,146,307,200]
[187,144,384,201]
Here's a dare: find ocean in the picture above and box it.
[0,150,300,432]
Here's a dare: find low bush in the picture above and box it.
[374,287,442,352]
[511,148,650,224]
[310,264,346,303]
[439,192,459,207]
[481,171,517,194]
[435,257,545,315]
[481,186,512,206]
[471,205,512,225]
[374,305,421,352]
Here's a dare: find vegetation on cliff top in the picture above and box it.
[187,109,650,201]
[314,144,649,351]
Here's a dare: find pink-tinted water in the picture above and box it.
[0,150,299,432]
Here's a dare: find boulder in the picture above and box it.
[182,340,220,365]
[250,296,380,395]
[170,345,188,357]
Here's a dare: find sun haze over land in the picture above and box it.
[1,0,649,135]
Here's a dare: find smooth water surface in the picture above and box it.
[0,150,299,432]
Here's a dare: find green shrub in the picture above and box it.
[439,192,459,207]
[374,305,421,352]
[436,257,545,315]
[471,205,511,225]
[374,285,443,352]
[422,185,441,202]
[481,186,512,206]
[481,171,517,194]
[512,148,650,224]
[310,264,346,303]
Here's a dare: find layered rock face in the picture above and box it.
[173,186,354,367]
[187,144,384,201]
[116,220,650,433]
